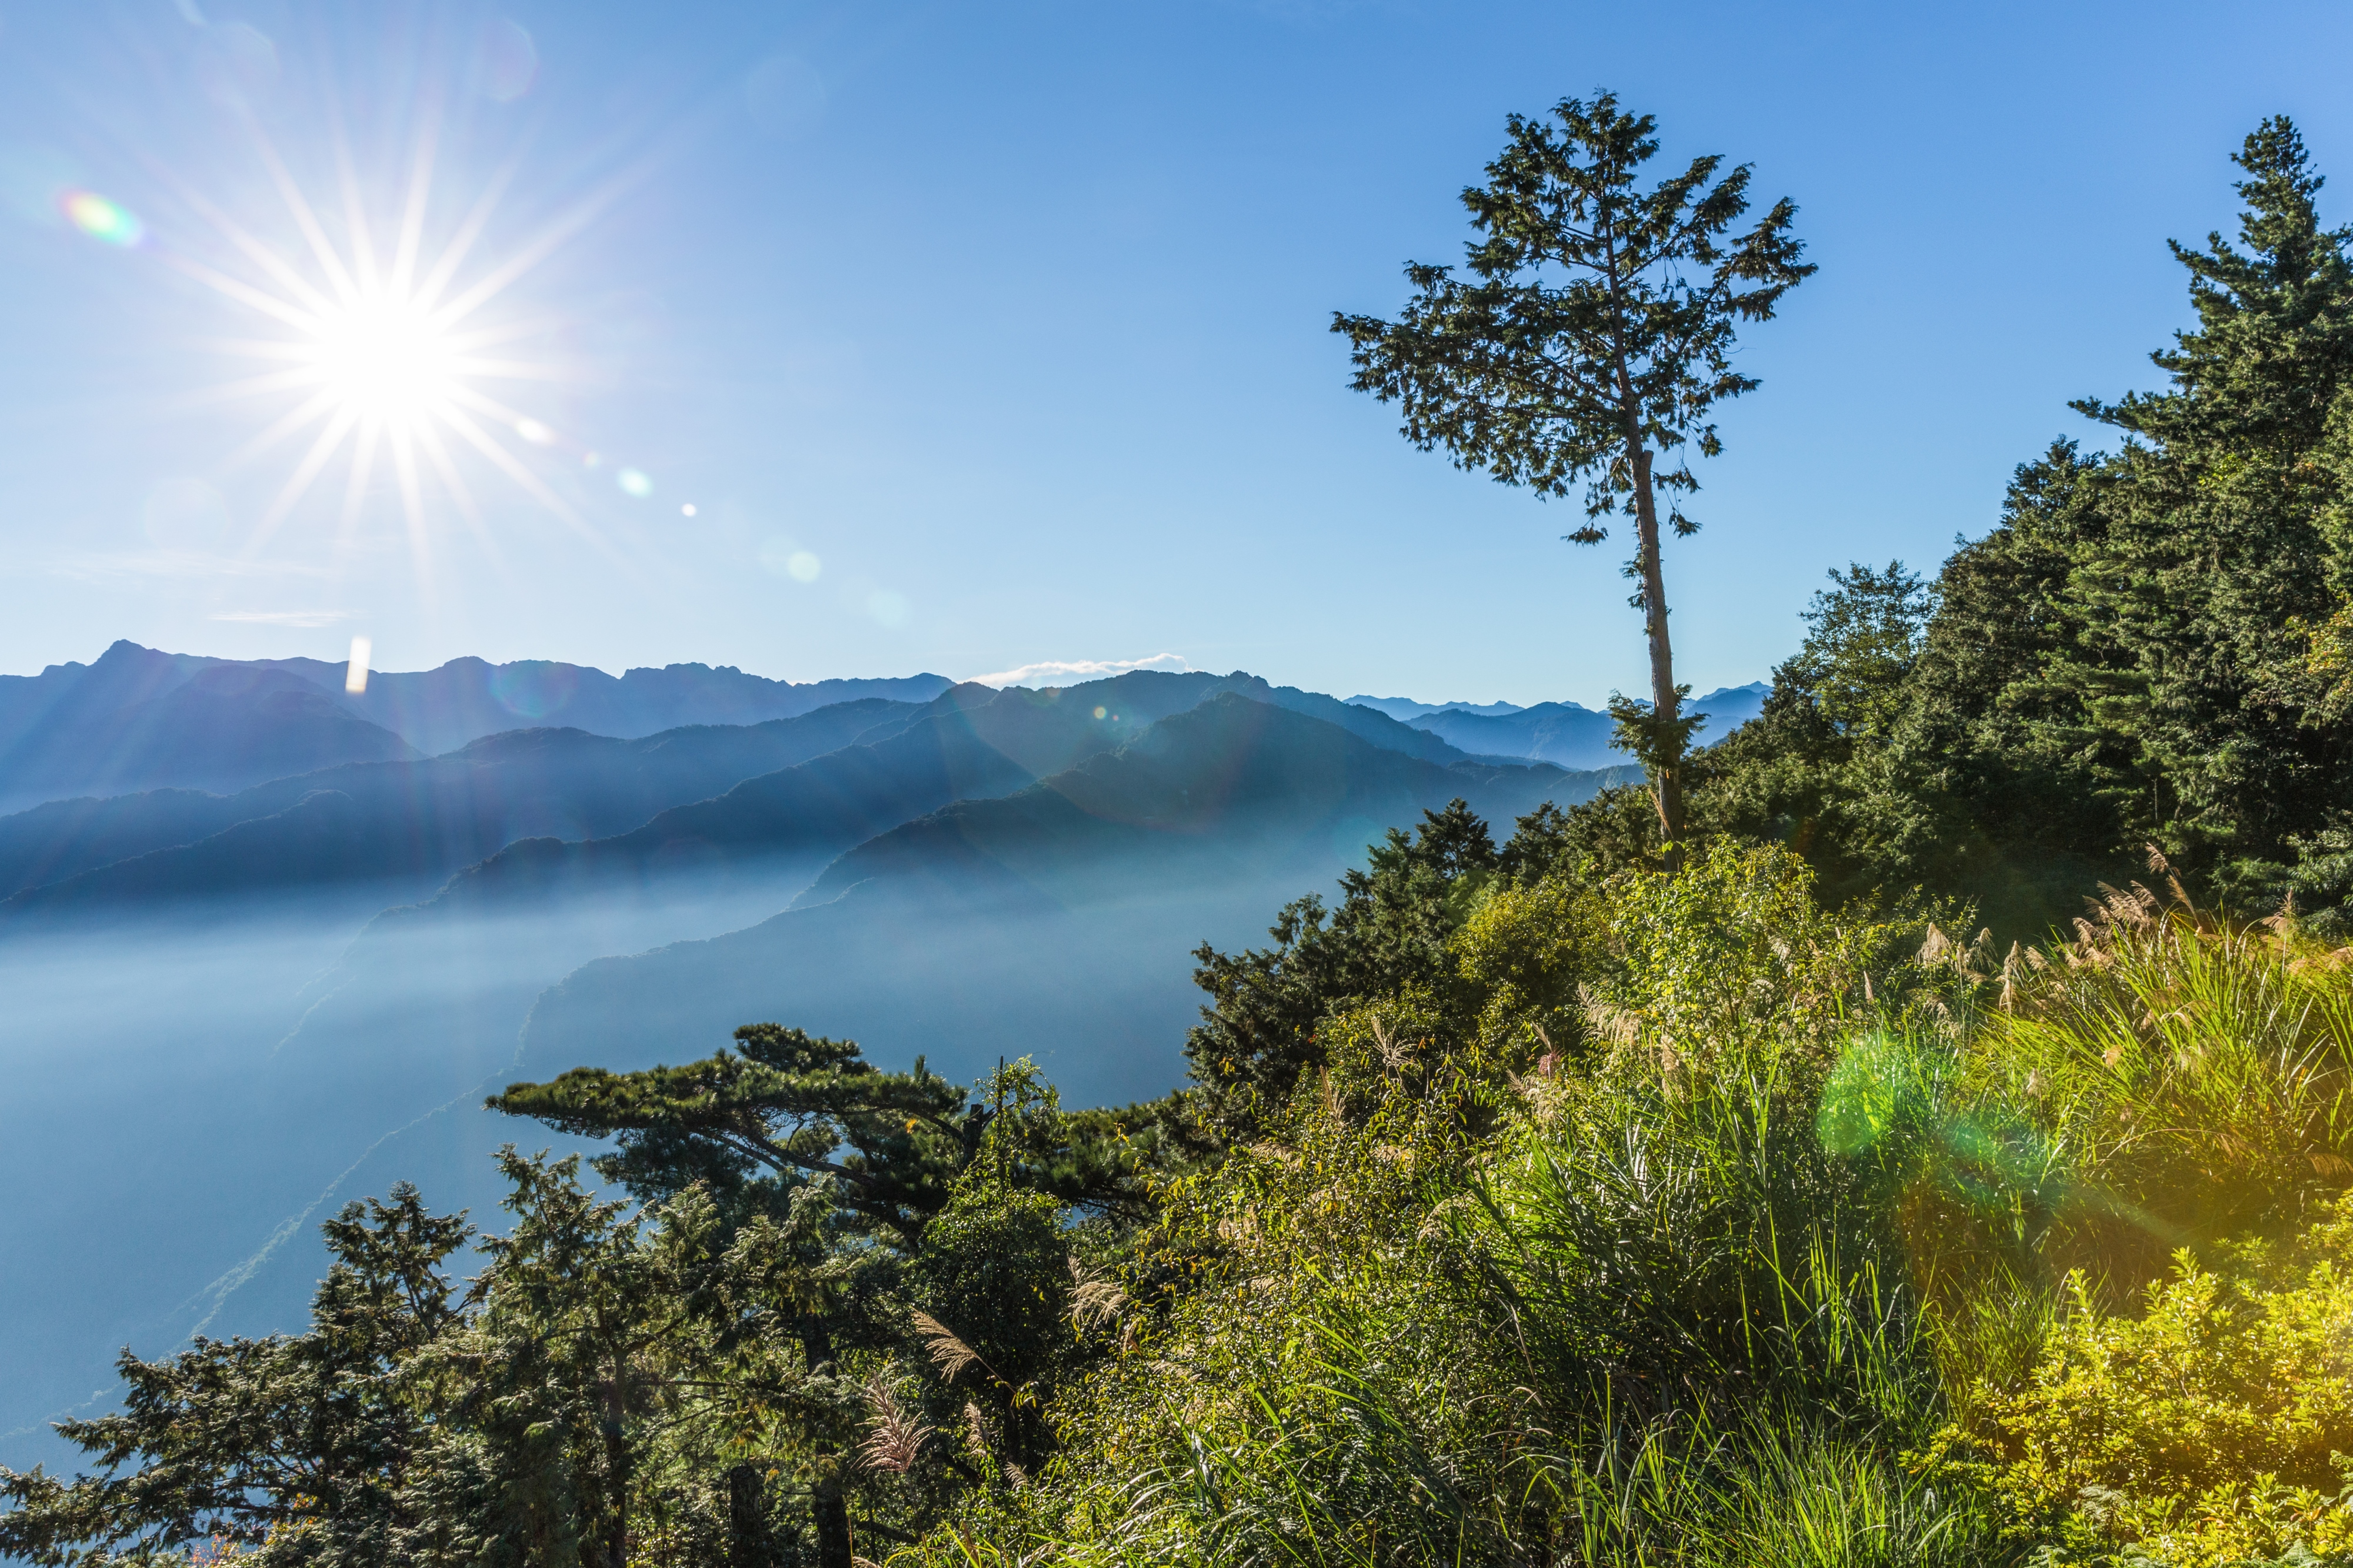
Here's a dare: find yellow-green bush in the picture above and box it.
[1592,840,1906,1082]
[974,1073,1518,1567]
[1927,1196,2353,1565]
[1450,873,1601,1063]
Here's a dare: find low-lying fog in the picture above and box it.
[0,863,1262,1474]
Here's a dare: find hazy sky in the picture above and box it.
[1,0,2347,706]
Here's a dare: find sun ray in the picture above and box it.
[159,252,323,335]
[221,389,341,473]
[428,182,625,328]
[249,403,362,551]
[387,112,441,302]
[151,79,619,585]
[415,421,509,573]
[444,358,574,383]
[169,367,334,409]
[149,169,343,319]
[244,118,362,304]
[410,156,522,315]
[333,126,382,296]
[441,382,563,431]
[386,423,436,596]
[436,315,572,352]
[429,399,621,560]
[336,416,384,555]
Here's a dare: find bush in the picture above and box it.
[1926,1196,2353,1565]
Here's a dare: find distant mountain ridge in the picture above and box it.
[1345,695,1527,721]
[405,669,1484,920]
[0,698,917,916]
[0,640,954,811]
[0,660,419,810]
[1349,682,1769,770]
[0,644,1714,928]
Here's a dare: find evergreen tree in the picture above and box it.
[0,1188,467,1566]
[1334,92,1811,853]
[1684,118,2353,933]
[1181,798,1607,1132]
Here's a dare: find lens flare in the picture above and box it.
[61,190,144,246]
[616,468,652,497]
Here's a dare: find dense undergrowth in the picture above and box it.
[890,840,2353,1568]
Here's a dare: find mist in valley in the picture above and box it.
[0,657,1634,1477]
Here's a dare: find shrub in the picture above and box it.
[1926,1196,2353,1565]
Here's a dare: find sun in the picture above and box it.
[305,291,461,431]
[152,112,626,565]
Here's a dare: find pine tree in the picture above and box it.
[1334,92,1811,853]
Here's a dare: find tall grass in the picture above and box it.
[1968,878,2353,1291]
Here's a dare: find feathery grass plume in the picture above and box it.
[1066,1256,1127,1334]
[856,1369,930,1474]
[961,1400,992,1460]
[911,1309,984,1384]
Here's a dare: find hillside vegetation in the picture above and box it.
[13,117,2353,1568]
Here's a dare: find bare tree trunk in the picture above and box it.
[728,1464,776,1568]
[601,1380,631,1568]
[1625,443,1686,860]
[801,1316,855,1568]
[812,1477,854,1568]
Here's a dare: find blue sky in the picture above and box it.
[0,0,2347,706]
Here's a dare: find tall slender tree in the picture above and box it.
[1335,92,1812,849]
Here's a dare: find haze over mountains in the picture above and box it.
[0,640,1751,1475]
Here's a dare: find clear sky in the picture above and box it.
[0,0,2347,706]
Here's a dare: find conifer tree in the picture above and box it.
[1335,93,1812,851]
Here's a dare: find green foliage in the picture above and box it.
[1965,885,2353,1291]
[1927,1200,2353,1565]
[1449,871,1602,1063]
[1592,839,1905,1077]
[1329,91,1810,522]
[1183,799,1504,1132]
[0,1186,466,1567]
[1689,116,2353,935]
[488,1024,984,1245]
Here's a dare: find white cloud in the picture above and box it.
[50,550,334,583]
[968,652,1192,688]
[209,609,351,628]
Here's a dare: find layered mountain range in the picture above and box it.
[0,641,1745,1470]
[0,640,953,810]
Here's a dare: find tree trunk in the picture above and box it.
[801,1316,855,1568]
[601,1378,632,1568]
[1625,442,1686,859]
[812,1477,854,1568]
[728,1464,776,1568]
